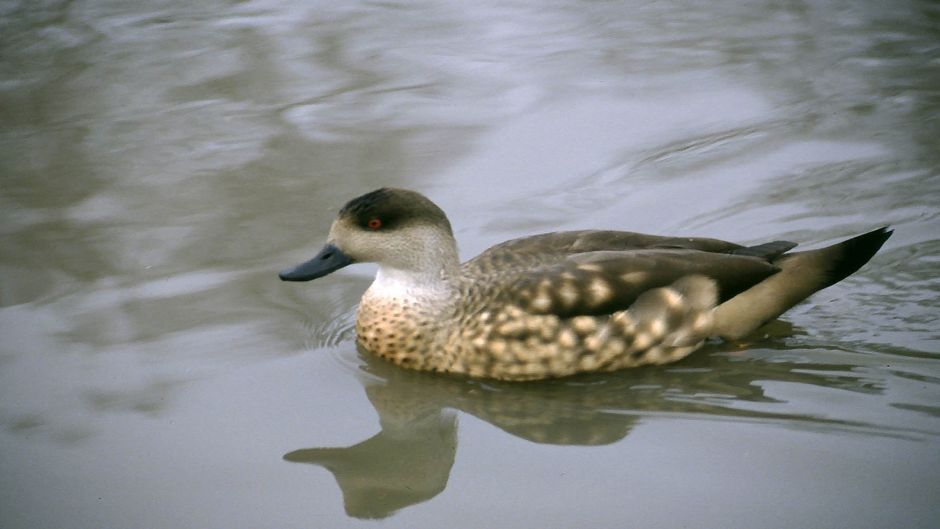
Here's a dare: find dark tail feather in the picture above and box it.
[821,226,893,288]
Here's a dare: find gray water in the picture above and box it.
[2,0,939,527]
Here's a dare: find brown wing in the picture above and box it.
[498,249,781,318]
[463,229,759,275]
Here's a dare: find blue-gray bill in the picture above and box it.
[279,243,353,281]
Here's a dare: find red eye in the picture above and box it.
[367,218,382,230]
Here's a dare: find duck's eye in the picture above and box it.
[367,217,382,230]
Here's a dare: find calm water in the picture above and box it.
[2,0,939,527]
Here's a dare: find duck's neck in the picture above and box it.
[367,264,457,303]
[366,230,461,303]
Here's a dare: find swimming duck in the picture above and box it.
[280,188,891,381]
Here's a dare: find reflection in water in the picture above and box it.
[284,334,922,519]
[285,412,457,519]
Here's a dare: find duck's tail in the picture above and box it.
[713,227,893,340]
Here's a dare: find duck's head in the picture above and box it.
[279,188,458,282]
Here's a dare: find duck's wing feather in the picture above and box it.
[499,249,781,318]
[464,229,798,273]
[469,230,746,265]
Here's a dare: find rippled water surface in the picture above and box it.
[2,0,939,527]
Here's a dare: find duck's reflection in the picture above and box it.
[284,328,886,519]
[284,410,457,519]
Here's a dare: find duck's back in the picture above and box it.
[463,230,751,273]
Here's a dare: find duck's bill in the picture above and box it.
[279,243,353,281]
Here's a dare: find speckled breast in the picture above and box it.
[355,292,447,372]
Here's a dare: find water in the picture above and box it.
[2,0,939,527]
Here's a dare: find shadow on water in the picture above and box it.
[284,327,930,519]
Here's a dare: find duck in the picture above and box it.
[279,188,892,381]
